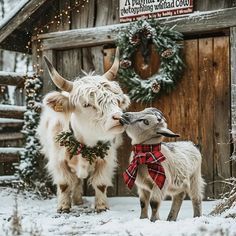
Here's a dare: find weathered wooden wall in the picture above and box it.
[0,73,26,176]
[194,0,236,10]
[31,0,234,198]
[103,37,231,199]
[157,37,231,199]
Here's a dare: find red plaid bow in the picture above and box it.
[123,143,166,189]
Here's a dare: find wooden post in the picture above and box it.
[213,36,231,196]
[230,27,236,176]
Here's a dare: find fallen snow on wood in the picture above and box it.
[0,188,236,236]
[0,71,33,78]
[0,118,23,123]
[0,104,26,112]
[0,147,24,153]
[0,175,18,182]
[0,0,30,29]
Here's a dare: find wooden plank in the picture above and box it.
[0,71,32,87]
[198,38,215,199]
[149,42,200,145]
[0,131,24,153]
[71,0,95,29]
[230,27,236,177]
[0,148,24,163]
[0,140,25,149]
[181,39,199,144]
[58,0,71,31]
[56,49,83,79]
[0,132,24,141]
[195,0,234,11]
[95,0,119,26]
[38,7,236,50]
[81,47,95,72]
[71,0,95,74]
[90,0,117,76]
[14,88,25,106]
[0,105,26,119]
[159,39,199,144]
[213,37,231,196]
[37,23,137,50]
[0,118,24,129]
[89,47,104,75]
[107,0,119,24]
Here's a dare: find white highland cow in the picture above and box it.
[37,49,130,213]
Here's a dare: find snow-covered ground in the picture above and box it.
[0,187,235,236]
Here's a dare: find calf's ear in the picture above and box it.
[156,127,180,138]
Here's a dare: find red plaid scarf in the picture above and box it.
[123,143,166,189]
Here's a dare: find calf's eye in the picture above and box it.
[143,119,149,125]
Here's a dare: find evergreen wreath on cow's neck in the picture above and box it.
[117,19,184,103]
[55,129,111,164]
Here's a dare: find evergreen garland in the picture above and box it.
[117,19,184,103]
[56,130,111,164]
[18,75,51,195]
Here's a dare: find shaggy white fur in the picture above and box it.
[38,54,130,213]
[121,108,205,222]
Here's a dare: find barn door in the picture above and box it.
[104,36,232,199]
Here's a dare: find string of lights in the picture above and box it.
[26,0,89,73]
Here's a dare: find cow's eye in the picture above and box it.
[143,119,149,125]
[83,103,91,108]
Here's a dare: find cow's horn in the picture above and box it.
[43,56,73,92]
[103,47,120,81]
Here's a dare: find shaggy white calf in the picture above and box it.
[38,50,130,213]
[120,108,205,221]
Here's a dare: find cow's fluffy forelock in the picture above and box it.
[70,76,129,120]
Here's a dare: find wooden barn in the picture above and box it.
[0,0,235,199]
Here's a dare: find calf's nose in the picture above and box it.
[119,112,131,125]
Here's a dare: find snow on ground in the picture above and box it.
[0,187,236,236]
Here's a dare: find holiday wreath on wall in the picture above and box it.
[117,19,184,103]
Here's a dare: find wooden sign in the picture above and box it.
[120,0,193,22]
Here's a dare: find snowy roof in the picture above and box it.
[0,0,50,53]
[0,0,30,30]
